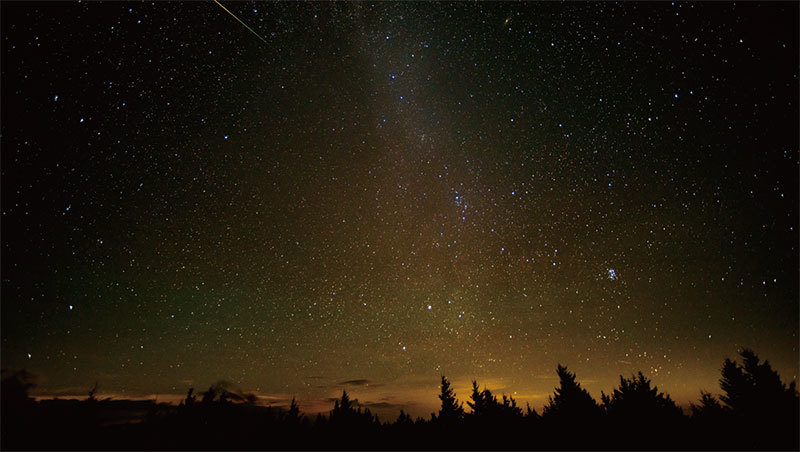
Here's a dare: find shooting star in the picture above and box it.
[213,0,268,44]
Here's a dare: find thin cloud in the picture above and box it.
[338,379,375,386]
[256,394,293,405]
[357,400,408,410]
[508,392,550,400]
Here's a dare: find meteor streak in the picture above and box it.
[213,0,268,44]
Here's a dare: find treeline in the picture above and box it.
[1,349,798,450]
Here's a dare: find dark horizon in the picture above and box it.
[3,349,798,450]
[6,346,798,422]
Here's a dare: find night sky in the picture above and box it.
[2,1,798,419]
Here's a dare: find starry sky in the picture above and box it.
[1,1,798,419]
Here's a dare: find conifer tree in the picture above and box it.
[396,409,413,425]
[467,380,495,417]
[286,396,301,422]
[690,391,725,419]
[542,365,601,421]
[437,376,464,423]
[601,371,683,422]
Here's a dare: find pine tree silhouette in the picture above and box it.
[286,396,301,423]
[717,349,799,449]
[338,390,353,411]
[540,365,603,449]
[201,385,218,405]
[396,409,413,425]
[500,393,523,419]
[525,402,540,420]
[523,401,540,436]
[542,364,601,421]
[601,370,684,448]
[329,389,378,434]
[601,371,683,422]
[182,387,196,408]
[466,380,490,417]
[5,354,800,450]
[719,357,753,413]
[690,391,725,419]
[720,348,797,415]
[437,376,464,423]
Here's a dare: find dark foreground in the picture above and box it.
[1,399,798,451]
[2,349,798,450]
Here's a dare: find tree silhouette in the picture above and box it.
[523,401,541,438]
[329,389,378,432]
[499,393,524,420]
[181,387,197,408]
[601,371,684,448]
[436,376,464,423]
[601,371,683,422]
[466,380,491,417]
[542,364,602,421]
[201,384,218,405]
[690,391,725,420]
[466,380,522,420]
[396,409,413,425]
[338,389,353,411]
[717,349,799,449]
[719,356,752,413]
[286,396,301,422]
[688,390,728,449]
[720,348,797,414]
[3,353,799,450]
[461,380,524,448]
[87,381,99,402]
[525,402,540,420]
[540,365,604,449]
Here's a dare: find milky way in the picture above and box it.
[1,1,797,418]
